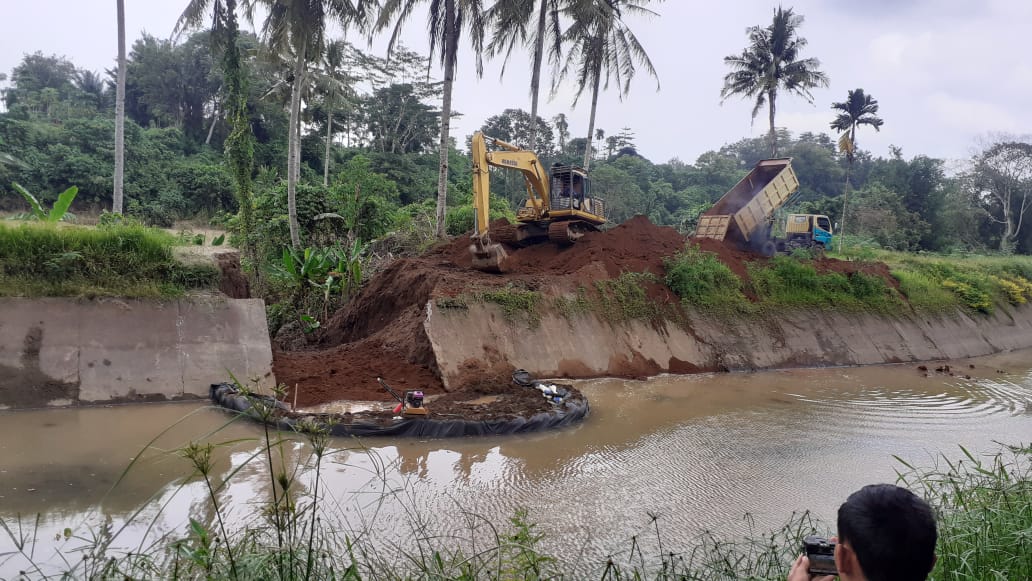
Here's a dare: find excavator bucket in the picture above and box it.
[470,235,509,273]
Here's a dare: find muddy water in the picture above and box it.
[2,350,1031,575]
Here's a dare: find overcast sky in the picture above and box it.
[2,0,1029,165]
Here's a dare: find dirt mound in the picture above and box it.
[274,216,689,407]
[439,215,686,279]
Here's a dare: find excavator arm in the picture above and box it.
[470,131,552,272]
[471,131,550,238]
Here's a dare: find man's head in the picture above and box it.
[835,484,938,581]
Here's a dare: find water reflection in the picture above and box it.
[2,349,1031,575]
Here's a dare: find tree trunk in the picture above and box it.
[838,161,852,253]
[113,0,126,214]
[527,0,548,152]
[205,100,218,145]
[294,117,302,184]
[287,38,306,249]
[323,109,333,187]
[768,88,777,157]
[837,125,857,253]
[434,0,457,239]
[583,64,601,170]
[1000,191,1014,252]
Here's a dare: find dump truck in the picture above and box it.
[695,158,833,257]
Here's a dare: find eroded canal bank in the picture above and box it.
[2,348,1030,576]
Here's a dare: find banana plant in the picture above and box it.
[332,239,364,300]
[11,182,78,223]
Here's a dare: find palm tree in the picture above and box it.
[721,6,828,157]
[113,0,126,214]
[830,88,883,250]
[486,0,564,152]
[253,0,375,249]
[558,0,660,170]
[317,40,353,186]
[377,0,487,239]
[75,70,110,111]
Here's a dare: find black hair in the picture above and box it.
[837,484,937,581]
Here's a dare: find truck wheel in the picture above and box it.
[812,243,826,259]
[760,240,777,257]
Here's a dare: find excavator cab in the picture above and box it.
[549,165,587,210]
[548,164,605,218]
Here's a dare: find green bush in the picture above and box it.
[595,272,662,323]
[664,244,748,308]
[445,204,475,236]
[171,159,235,214]
[748,256,899,311]
[445,192,516,236]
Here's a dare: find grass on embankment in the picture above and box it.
[863,249,1032,314]
[664,243,1032,316]
[0,222,219,298]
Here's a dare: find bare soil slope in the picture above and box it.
[274,216,895,407]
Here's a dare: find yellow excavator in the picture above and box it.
[469,131,607,271]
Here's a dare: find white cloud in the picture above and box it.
[869,32,934,71]
[926,93,1018,133]
[1007,64,1032,94]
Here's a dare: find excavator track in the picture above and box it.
[491,223,520,246]
[548,221,586,245]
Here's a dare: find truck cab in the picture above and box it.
[781,214,833,253]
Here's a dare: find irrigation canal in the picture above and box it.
[2,349,1031,575]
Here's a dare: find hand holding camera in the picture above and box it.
[786,537,837,581]
[803,535,837,576]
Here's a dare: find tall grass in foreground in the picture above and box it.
[1,383,1028,580]
[899,443,1032,580]
[0,222,218,298]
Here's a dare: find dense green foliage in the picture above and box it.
[0,223,218,297]
[3,36,1031,254]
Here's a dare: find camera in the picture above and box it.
[803,535,837,576]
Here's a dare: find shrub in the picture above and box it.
[664,244,747,308]
[748,256,899,312]
[594,272,662,323]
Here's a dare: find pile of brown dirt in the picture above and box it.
[275,216,693,408]
[438,215,685,279]
[272,216,900,410]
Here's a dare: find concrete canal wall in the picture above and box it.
[425,302,1032,389]
[0,298,274,409]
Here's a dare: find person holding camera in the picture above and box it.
[788,483,938,581]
